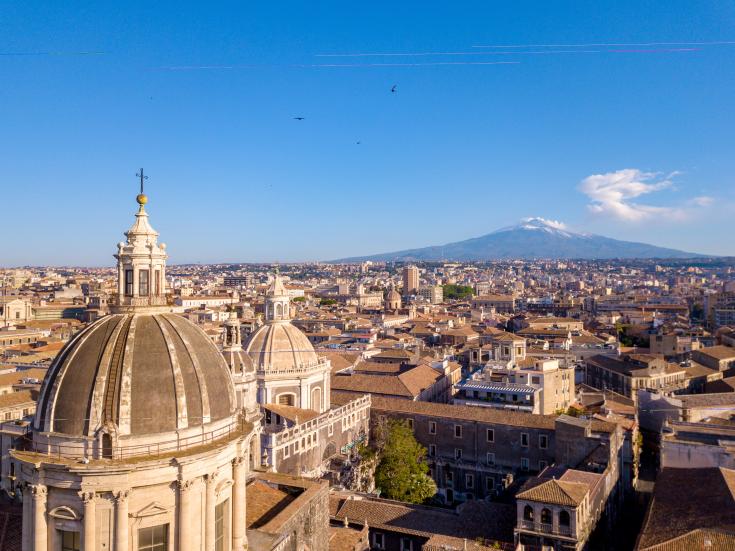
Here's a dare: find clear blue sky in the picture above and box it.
[2,1,734,265]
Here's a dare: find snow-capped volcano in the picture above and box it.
[494,217,577,238]
[333,217,703,262]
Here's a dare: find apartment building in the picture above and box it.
[365,394,622,506]
[585,354,688,398]
[454,359,575,415]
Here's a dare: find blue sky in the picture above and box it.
[1,1,734,265]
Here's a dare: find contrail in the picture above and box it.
[299,61,521,67]
[0,51,105,56]
[315,48,698,58]
[472,40,735,48]
[152,61,521,71]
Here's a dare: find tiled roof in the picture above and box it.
[330,494,514,544]
[331,364,442,399]
[639,528,735,551]
[696,346,735,360]
[636,467,735,550]
[0,389,37,408]
[516,478,589,506]
[366,394,618,433]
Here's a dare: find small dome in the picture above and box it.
[35,313,237,437]
[387,289,401,300]
[244,321,320,372]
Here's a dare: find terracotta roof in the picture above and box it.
[0,390,37,408]
[636,467,735,550]
[0,368,47,387]
[331,364,441,399]
[639,529,735,551]
[366,393,615,433]
[330,495,514,544]
[246,480,296,529]
[329,525,367,551]
[516,478,589,506]
[696,346,735,360]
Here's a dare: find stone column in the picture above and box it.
[31,484,48,551]
[231,457,247,551]
[80,491,96,551]
[22,485,32,551]
[114,489,130,551]
[205,473,218,551]
[177,479,194,551]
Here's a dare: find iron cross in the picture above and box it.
[136,168,148,194]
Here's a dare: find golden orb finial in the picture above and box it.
[136,193,148,206]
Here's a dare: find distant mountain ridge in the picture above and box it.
[333,218,704,262]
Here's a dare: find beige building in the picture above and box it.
[0,297,33,327]
[402,266,419,296]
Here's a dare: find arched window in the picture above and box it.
[559,510,570,527]
[541,508,552,525]
[523,505,534,521]
[276,303,283,319]
[278,393,295,406]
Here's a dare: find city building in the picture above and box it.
[402,266,419,297]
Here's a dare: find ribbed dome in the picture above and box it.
[244,321,320,372]
[387,289,401,300]
[35,313,236,437]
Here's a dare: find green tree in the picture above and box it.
[374,419,437,503]
[292,296,306,303]
[442,284,474,300]
[319,298,337,306]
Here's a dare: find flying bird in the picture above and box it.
[390,85,397,93]
[293,116,305,121]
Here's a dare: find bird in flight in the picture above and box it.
[356,141,361,145]
[293,116,305,120]
[390,85,397,93]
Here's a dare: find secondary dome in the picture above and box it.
[35,312,237,437]
[244,321,320,372]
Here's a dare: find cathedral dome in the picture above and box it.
[387,288,401,301]
[35,312,237,437]
[244,321,320,372]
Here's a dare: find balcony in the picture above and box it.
[518,520,575,539]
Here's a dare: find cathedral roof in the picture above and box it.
[35,312,237,437]
[244,320,322,373]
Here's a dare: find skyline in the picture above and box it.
[2,2,735,265]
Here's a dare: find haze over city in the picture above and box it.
[2,2,735,265]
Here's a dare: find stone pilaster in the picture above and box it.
[232,457,247,550]
[31,484,48,551]
[79,491,96,551]
[205,473,218,551]
[114,489,131,551]
[177,479,195,551]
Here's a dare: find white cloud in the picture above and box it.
[579,169,688,221]
[690,195,714,207]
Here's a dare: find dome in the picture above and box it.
[387,289,401,301]
[35,313,237,437]
[244,321,320,372]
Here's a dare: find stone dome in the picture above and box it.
[387,288,401,301]
[35,313,237,437]
[244,321,321,372]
